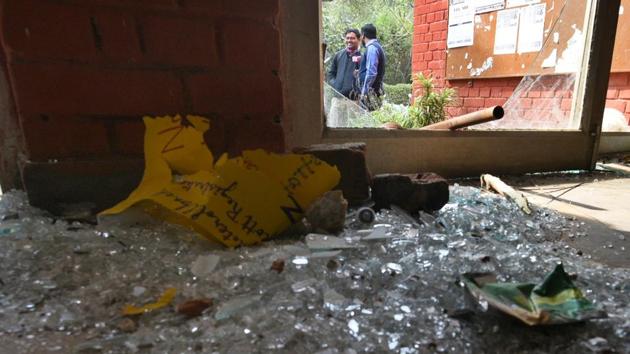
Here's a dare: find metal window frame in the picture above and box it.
[280,0,622,177]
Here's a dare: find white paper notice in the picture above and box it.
[506,0,540,8]
[518,3,546,53]
[475,0,505,14]
[493,8,520,54]
[447,0,475,48]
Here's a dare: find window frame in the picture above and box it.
[280,0,624,176]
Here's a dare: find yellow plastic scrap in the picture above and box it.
[122,287,177,316]
[100,115,341,247]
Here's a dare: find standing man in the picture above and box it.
[359,23,386,111]
[327,29,362,99]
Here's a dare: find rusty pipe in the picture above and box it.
[421,106,504,130]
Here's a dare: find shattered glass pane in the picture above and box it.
[324,83,376,128]
[0,187,629,353]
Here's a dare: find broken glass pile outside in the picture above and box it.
[0,186,628,353]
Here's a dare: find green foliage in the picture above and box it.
[362,74,455,129]
[322,0,413,84]
[383,83,411,105]
[408,73,456,127]
[370,102,414,128]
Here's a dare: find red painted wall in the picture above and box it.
[0,0,285,207]
[413,0,630,125]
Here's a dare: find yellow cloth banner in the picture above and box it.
[101,115,340,247]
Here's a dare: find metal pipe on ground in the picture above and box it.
[421,106,504,130]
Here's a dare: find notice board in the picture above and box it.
[445,0,630,80]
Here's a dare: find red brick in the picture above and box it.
[435,10,445,21]
[455,87,469,97]
[428,60,444,70]
[484,78,505,86]
[490,87,503,98]
[541,90,555,98]
[414,4,430,16]
[528,90,541,98]
[625,114,630,124]
[485,98,506,107]
[626,103,630,114]
[110,120,145,156]
[468,88,479,97]
[20,114,110,160]
[67,0,179,9]
[426,13,435,23]
[1,0,98,62]
[447,107,464,117]
[515,98,533,108]
[432,32,442,41]
[414,42,429,52]
[416,24,429,34]
[479,88,491,97]
[95,12,143,64]
[221,0,278,20]
[187,72,282,115]
[429,41,445,51]
[203,116,228,157]
[502,88,515,98]
[225,117,284,156]
[537,98,557,107]
[430,1,447,12]
[606,89,618,99]
[560,98,573,111]
[429,20,447,32]
[619,89,630,99]
[141,15,218,67]
[424,52,432,61]
[609,73,628,86]
[606,100,627,113]
[412,61,428,71]
[472,80,492,88]
[9,62,185,116]
[222,20,280,70]
[463,97,484,107]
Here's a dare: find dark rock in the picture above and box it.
[304,190,348,234]
[293,143,370,205]
[117,318,137,333]
[270,259,285,273]
[372,173,449,213]
[176,299,213,317]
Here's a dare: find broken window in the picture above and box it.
[282,0,623,175]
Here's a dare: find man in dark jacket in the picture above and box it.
[327,29,362,99]
[358,23,386,111]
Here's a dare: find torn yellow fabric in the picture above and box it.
[101,115,340,247]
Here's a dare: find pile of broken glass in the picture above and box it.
[0,185,627,353]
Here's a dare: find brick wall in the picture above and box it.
[413,0,630,126]
[0,0,284,211]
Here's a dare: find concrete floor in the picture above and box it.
[499,169,629,268]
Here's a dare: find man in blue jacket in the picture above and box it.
[359,23,386,111]
[327,29,362,99]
